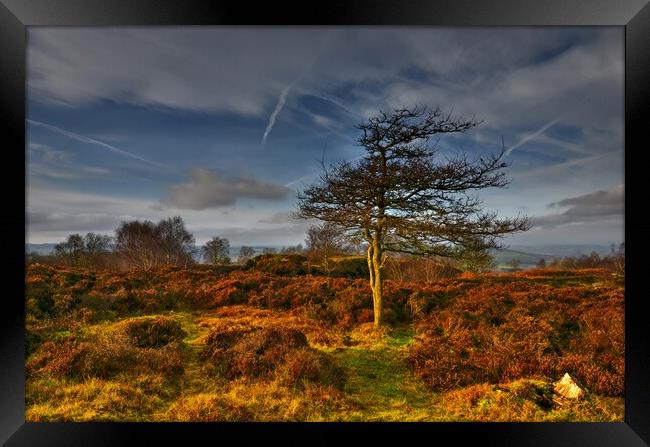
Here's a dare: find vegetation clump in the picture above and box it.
[124,316,187,348]
[245,254,309,276]
[202,326,345,389]
[406,279,623,396]
[27,321,186,380]
[25,262,623,422]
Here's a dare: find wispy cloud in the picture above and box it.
[28,142,113,179]
[27,119,166,168]
[26,28,624,246]
[513,151,614,179]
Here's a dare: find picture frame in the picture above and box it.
[1,0,648,445]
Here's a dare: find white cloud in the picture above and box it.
[29,28,620,129]
[380,29,622,134]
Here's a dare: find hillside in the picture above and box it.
[25,262,624,421]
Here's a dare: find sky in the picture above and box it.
[26,27,624,247]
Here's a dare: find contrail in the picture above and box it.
[284,173,316,188]
[260,61,317,147]
[504,118,560,156]
[27,119,167,168]
[306,92,364,119]
[261,85,292,146]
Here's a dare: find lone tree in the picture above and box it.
[296,105,530,327]
[203,236,231,265]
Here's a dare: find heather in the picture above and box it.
[25,261,623,421]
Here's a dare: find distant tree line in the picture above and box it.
[545,243,625,274]
[52,232,112,267]
[27,213,624,278]
[27,216,244,270]
[28,216,359,271]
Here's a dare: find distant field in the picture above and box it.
[25,261,624,421]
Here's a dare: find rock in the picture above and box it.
[553,372,585,401]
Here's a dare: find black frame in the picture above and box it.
[1,1,648,445]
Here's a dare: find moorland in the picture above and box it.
[25,254,624,422]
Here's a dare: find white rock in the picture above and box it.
[553,372,585,400]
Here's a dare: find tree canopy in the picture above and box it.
[297,105,530,326]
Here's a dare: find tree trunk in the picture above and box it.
[367,239,384,328]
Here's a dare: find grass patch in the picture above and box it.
[330,326,442,421]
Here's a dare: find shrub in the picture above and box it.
[124,316,186,348]
[202,326,345,390]
[406,281,624,396]
[225,327,308,378]
[330,256,369,278]
[246,254,308,276]
[275,347,346,390]
[27,331,185,380]
[26,338,90,378]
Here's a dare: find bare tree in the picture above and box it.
[82,232,112,267]
[239,246,255,264]
[54,234,86,266]
[297,105,530,327]
[115,220,162,270]
[115,217,195,269]
[203,237,231,265]
[158,216,196,267]
[280,244,304,254]
[611,242,624,274]
[83,233,112,256]
[305,222,350,279]
[54,232,112,267]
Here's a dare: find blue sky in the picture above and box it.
[26,27,624,246]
